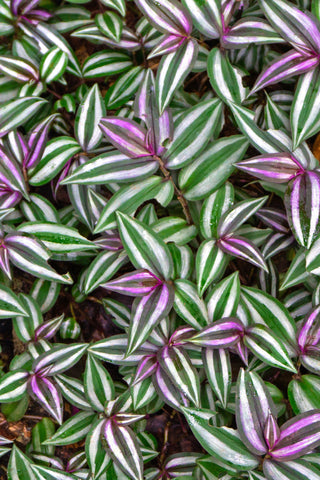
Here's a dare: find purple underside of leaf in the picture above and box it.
[25,115,57,169]
[298,306,320,352]
[188,318,245,347]
[99,117,153,157]
[102,269,162,296]
[233,340,249,365]
[270,410,320,460]
[236,153,303,183]
[256,208,289,233]
[148,35,186,59]
[0,247,11,279]
[264,411,280,450]
[251,50,319,94]
[29,374,63,424]
[218,236,268,271]
[133,355,158,385]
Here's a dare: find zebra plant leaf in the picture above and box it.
[200,183,234,239]
[182,407,260,471]
[75,83,106,152]
[218,197,268,237]
[263,458,320,480]
[8,445,34,480]
[203,348,232,409]
[155,38,198,114]
[173,279,208,330]
[116,212,173,280]
[207,48,247,103]
[86,418,111,479]
[288,375,320,414]
[95,11,123,42]
[196,239,228,296]
[39,47,68,83]
[84,354,115,411]
[0,370,29,402]
[0,284,28,318]
[134,0,192,36]
[43,411,97,446]
[206,272,240,322]
[0,97,48,137]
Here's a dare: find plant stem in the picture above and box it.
[155,155,193,225]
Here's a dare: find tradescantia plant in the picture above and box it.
[2,0,320,479]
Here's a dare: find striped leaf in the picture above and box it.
[306,236,320,276]
[31,465,79,480]
[168,243,194,280]
[280,248,309,290]
[0,55,38,82]
[29,375,63,424]
[43,411,96,446]
[94,176,163,233]
[0,146,28,199]
[236,369,276,455]
[156,38,198,114]
[30,279,60,314]
[95,11,123,42]
[208,48,247,103]
[82,50,132,78]
[218,197,268,238]
[127,283,174,355]
[5,233,73,284]
[263,458,320,480]
[86,418,110,478]
[101,0,125,15]
[181,0,220,38]
[0,284,28,318]
[8,445,34,480]
[55,374,92,410]
[61,151,158,185]
[206,272,240,322]
[173,279,208,330]
[29,136,81,186]
[264,93,290,131]
[196,239,228,296]
[104,420,143,480]
[151,216,197,245]
[163,98,223,169]
[291,68,320,148]
[30,418,55,456]
[17,222,96,253]
[135,0,192,36]
[13,294,42,342]
[59,317,81,340]
[105,66,145,110]
[102,269,161,297]
[240,287,297,350]
[40,47,68,83]
[251,50,319,95]
[103,298,130,329]
[223,18,285,48]
[203,348,231,409]
[154,364,188,410]
[187,318,244,348]
[116,212,173,280]
[0,97,47,137]
[83,250,128,294]
[20,194,59,223]
[182,407,260,471]
[33,343,88,376]
[218,235,268,272]
[244,325,297,372]
[200,183,234,239]
[271,410,320,460]
[84,354,115,411]
[285,171,320,249]
[236,153,301,184]
[75,84,105,152]
[159,345,200,406]
[288,375,320,415]
[260,0,320,54]
[0,370,29,402]
[179,135,248,200]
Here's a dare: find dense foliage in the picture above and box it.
[1,0,320,478]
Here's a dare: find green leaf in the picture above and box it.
[55,374,92,410]
[288,375,320,414]
[43,411,96,446]
[208,48,248,103]
[17,222,97,254]
[203,348,232,409]
[244,325,297,372]
[0,97,47,137]
[116,212,173,280]
[84,250,128,294]
[40,47,68,83]
[75,83,106,152]
[8,445,34,480]
[29,136,81,186]
[84,354,115,411]
[33,343,88,376]
[163,98,223,169]
[94,176,164,232]
[218,197,268,238]
[100,0,126,15]
[156,38,198,114]
[196,240,228,296]
[13,294,42,342]
[95,11,123,42]
[182,407,260,471]
[179,135,248,200]
[174,279,208,330]
[105,66,145,110]
[30,279,61,314]
[200,183,234,239]
[206,272,240,322]
[0,284,28,318]
[31,418,56,456]
[86,418,111,478]
[82,50,132,78]
[0,370,29,403]
[263,458,320,480]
